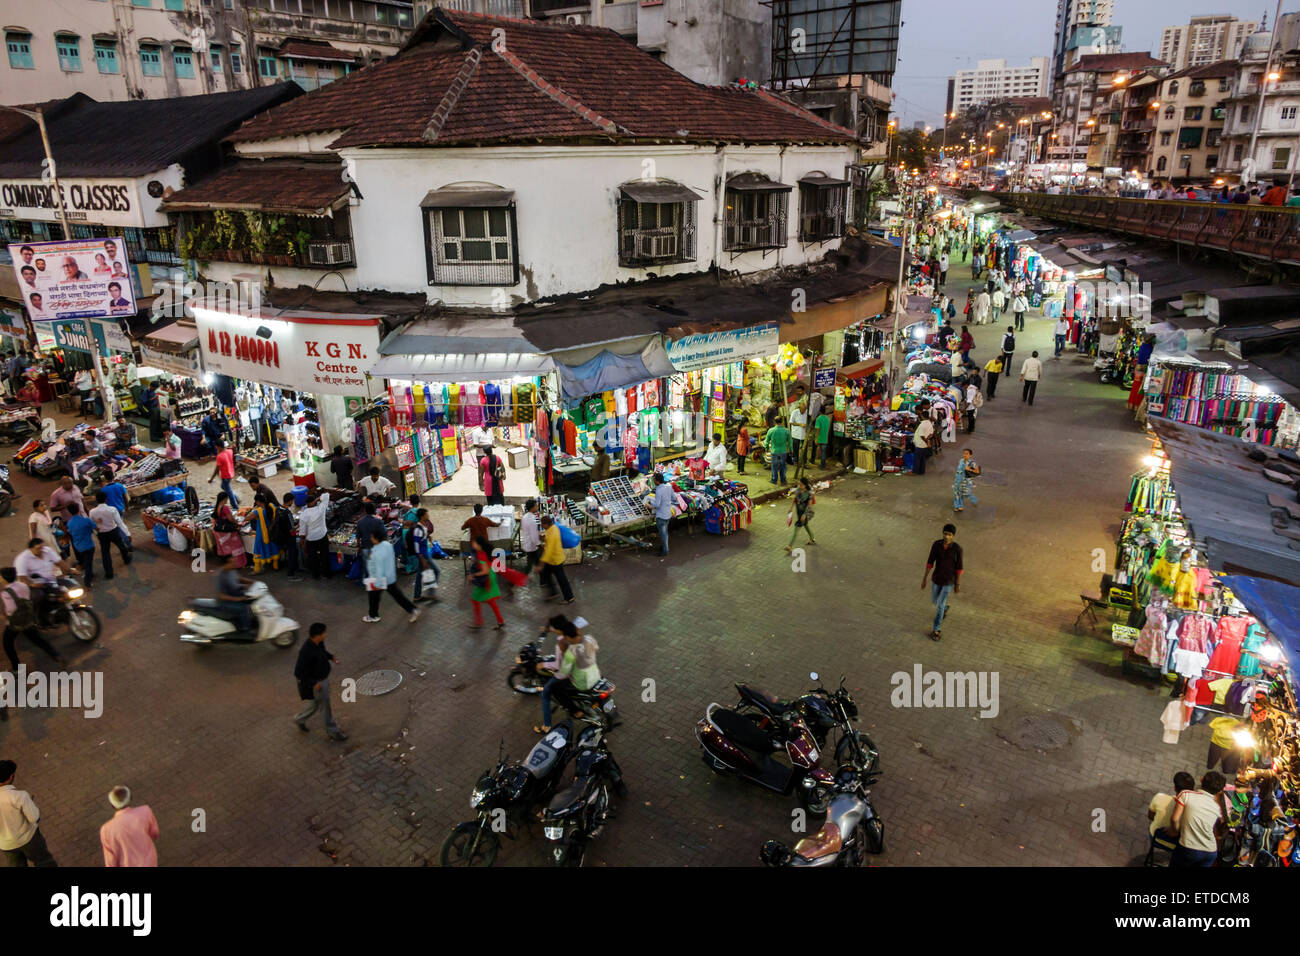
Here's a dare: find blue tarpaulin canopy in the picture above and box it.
[1219,575,1300,673]
[555,337,676,400]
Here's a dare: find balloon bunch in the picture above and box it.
[773,343,805,381]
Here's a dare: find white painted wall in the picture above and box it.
[316,142,857,307]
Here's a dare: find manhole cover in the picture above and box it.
[1008,715,1071,752]
[355,669,403,696]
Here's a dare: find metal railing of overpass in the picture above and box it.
[1000,193,1300,265]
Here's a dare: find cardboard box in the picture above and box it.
[854,447,875,471]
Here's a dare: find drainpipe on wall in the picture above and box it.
[713,144,727,272]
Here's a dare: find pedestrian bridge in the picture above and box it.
[989,192,1300,266]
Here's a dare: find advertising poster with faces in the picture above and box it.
[8,237,137,322]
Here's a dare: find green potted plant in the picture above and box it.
[293,229,312,263]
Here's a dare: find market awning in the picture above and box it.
[553,336,676,401]
[375,315,553,381]
[1217,576,1300,670]
[160,161,351,216]
[420,187,515,208]
[143,320,199,352]
[1004,229,1037,241]
[618,181,704,204]
[837,358,884,381]
[1150,417,1300,585]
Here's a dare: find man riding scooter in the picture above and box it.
[217,554,256,633]
[14,537,75,624]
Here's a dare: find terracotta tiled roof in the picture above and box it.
[1067,53,1167,74]
[160,160,349,215]
[1165,59,1238,81]
[277,39,358,63]
[227,9,856,149]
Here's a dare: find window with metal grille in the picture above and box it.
[56,35,81,72]
[725,187,789,251]
[429,207,515,285]
[618,200,697,266]
[799,182,848,242]
[1282,105,1298,129]
[209,44,222,72]
[140,43,162,77]
[6,32,33,70]
[1159,131,1172,146]
[94,39,119,73]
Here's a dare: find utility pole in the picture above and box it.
[3,105,113,424]
[1246,0,1284,184]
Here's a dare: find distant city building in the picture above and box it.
[948,57,1049,114]
[1051,0,1115,99]
[1159,16,1256,72]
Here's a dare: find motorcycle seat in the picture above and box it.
[548,777,590,814]
[736,684,784,714]
[794,823,842,860]
[712,708,776,752]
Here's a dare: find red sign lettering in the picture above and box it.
[305,340,319,357]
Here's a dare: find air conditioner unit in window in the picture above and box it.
[308,240,352,265]
[566,13,587,24]
[635,232,677,260]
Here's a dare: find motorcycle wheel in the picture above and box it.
[507,669,544,694]
[863,817,885,855]
[68,607,101,642]
[835,732,880,772]
[273,628,298,648]
[801,783,831,816]
[553,839,585,867]
[439,822,499,867]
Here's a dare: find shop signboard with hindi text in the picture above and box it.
[192,306,382,395]
[813,365,837,389]
[667,323,780,372]
[8,238,137,322]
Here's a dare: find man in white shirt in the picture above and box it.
[469,423,492,452]
[1010,292,1028,332]
[520,498,542,574]
[788,403,808,464]
[991,285,1005,316]
[0,760,56,867]
[938,251,949,285]
[1170,772,1227,867]
[1053,317,1070,358]
[964,382,980,433]
[911,409,934,476]
[1020,350,1043,406]
[356,467,396,499]
[703,433,728,476]
[14,539,70,590]
[89,492,132,579]
[298,491,332,581]
[974,289,991,325]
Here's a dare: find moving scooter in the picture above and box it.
[178,580,299,647]
[34,574,100,642]
[508,629,620,730]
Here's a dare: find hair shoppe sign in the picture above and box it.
[192,306,383,394]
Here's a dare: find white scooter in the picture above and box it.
[179,580,299,647]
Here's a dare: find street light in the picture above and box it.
[0,104,111,424]
[1246,0,1285,183]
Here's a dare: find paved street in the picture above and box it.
[0,279,1205,867]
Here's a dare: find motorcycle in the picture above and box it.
[760,765,885,867]
[540,721,627,866]
[440,721,579,867]
[178,580,299,647]
[730,672,879,773]
[34,574,100,642]
[507,629,620,729]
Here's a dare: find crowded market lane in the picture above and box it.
[0,284,1209,867]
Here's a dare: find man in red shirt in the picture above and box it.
[207,440,239,507]
[1262,182,1289,206]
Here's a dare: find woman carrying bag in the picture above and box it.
[212,491,247,568]
[784,477,817,552]
[468,534,505,630]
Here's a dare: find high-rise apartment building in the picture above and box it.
[948,58,1049,114]
[1050,0,1115,98]
[1159,15,1257,71]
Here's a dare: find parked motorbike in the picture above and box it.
[760,765,885,867]
[178,580,298,647]
[731,672,879,773]
[440,721,578,867]
[540,721,627,866]
[0,465,13,517]
[697,700,833,813]
[507,629,620,729]
[34,574,100,642]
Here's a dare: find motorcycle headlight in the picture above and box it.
[470,787,489,809]
[543,826,565,840]
[178,610,195,623]
[66,588,84,600]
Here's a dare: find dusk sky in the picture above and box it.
[893,0,1287,127]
